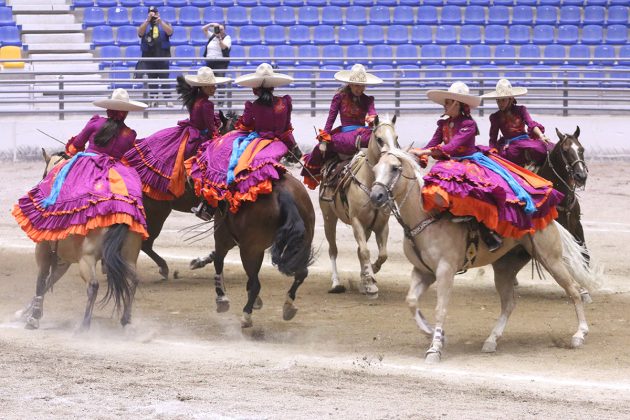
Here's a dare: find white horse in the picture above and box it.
[369,144,597,363]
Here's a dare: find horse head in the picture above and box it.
[369,143,420,210]
[219,110,240,135]
[41,148,69,179]
[367,114,399,165]
[554,126,588,188]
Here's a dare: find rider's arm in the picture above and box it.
[488,112,500,151]
[365,95,376,125]
[201,99,216,137]
[519,105,547,141]
[235,101,255,131]
[278,95,297,149]
[323,93,341,133]
[66,115,99,155]
[440,119,477,157]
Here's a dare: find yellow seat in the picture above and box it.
[0,46,25,69]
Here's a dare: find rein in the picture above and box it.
[545,139,587,214]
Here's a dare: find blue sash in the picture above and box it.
[227,131,259,185]
[455,152,536,215]
[340,125,368,132]
[505,134,529,144]
[40,152,98,209]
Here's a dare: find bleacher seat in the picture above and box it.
[159,6,177,24]
[543,44,566,65]
[313,25,335,45]
[75,0,96,7]
[440,5,461,25]
[167,0,188,6]
[322,44,343,65]
[319,64,343,87]
[559,6,580,26]
[416,6,438,25]
[131,7,146,26]
[593,45,615,65]
[508,25,530,45]
[172,45,196,67]
[445,0,467,6]
[435,25,456,45]
[484,25,506,44]
[229,44,246,66]
[460,25,482,44]
[264,25,286,45]
[192,0,214,5]
[239,25,261,45]
[562,0,584,5]
[251,6,272,26]
[398,65,421,85]
[535,6,557,25]
[392,6,414,25]
[423,0,444,5]
[0,7,15,26]
[96,0,117,7]
[274,7,295,26]
[420,44,442,65]
[422,65,446,87]
[586,0,607,4]
[445,44,467,65]
[372,44,393,65]
[273,44,296,67]
[511,6,534,26]
[557,25,578,44]
[369,6,390,25]
[238,0,257,6]
[363,25,385,45]
[468,0,490,5]
[0,46,24,69]
[607,6,629,26]
[464,6,485,25]
[610,0,630,4]
[249,45,270,66]
[372,64,394,85]
[387,25,409,44]
[226,6,248,26]
[338,25,360,45]
[606,25,628,45]
[346,44,369,63]
[519,44,541,65]
[488,6,509,25]
[583,6,605,26]
[190,26,207,46]
[124,45,141,67]
[617,45,630,66]
[581,25,603,45]
[533,25,555,44]
[306,0,326,5]
[91,25,115,46]
[288,25,310,45]
[346,6,367,26]
[569,44,591,66]
[375,0,397,6]
[144,0,164,6]
[99,45,122,68]
[451,65,474,85]
[395,44,419,65]
[494,44,516,65]
[298,6,319,26]
[529,65,556,88]
[110,66,135,90]
[107,7,129,26]
[179,6,201,26]
[538,0,561,5]
[116,25,138,46]
[478,65,500,85]
[469,44,491,65]
[292,65,313,86]
[503,65,526,85]
[256,0,280,4]
[411,25,432,44]
[283,0,304,5]
[492,0,513,5]
[84,7,106,27]
[169,26,189,46]
[321,6,342,26]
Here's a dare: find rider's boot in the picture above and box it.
[479,224,503,252]
[191,201,214,221]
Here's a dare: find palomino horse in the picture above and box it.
[16,151,143,331]
[369,145,597,363]
[319,116,398,297]
[202,173,315,328]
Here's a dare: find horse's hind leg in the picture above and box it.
[120,236,142,327]
[371,216,389,274]
[351,219,378,298]
[213,227,237,313]
[284,268,308,321]
[407,267,436,337]
[79,254,99,331]
[323,208,344,293]
[142,198,172,280]
[240,249,264,328]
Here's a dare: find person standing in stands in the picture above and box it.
[202,22,231,79]
[136,5,173,107]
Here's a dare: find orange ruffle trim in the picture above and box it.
[13,205,149,243]
[422,184,558,239]
[196,179,273,214]
[142,184,175,201]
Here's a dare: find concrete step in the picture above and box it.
[15,14,76,25]
[27,43,92,53]
[29,53,94,61]
[10,5,71,13]
[11,0,69,4]
[33,63,101,73]
[20,24,83,33]
[23,33,86,44]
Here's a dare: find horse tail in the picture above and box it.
[101,224,132,311]
[555,221,601,292]
[271,189,314,276]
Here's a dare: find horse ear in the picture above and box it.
[374,115,379,127]
[574,126,580,139]
[555,128,564,141]
[391,114,397,125]
[41,148,51,164]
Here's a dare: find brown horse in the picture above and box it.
[15,151,143,331]
[200,173,315,328]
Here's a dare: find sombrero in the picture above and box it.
[184,66,232,86]
[427,81,481,109]
[481,78,528,99]
[235,63,293,88]
[334,63,383,86]
[93,88,147,111]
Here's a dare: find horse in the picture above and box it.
[318,116,398,297]
[15,150,143,331]
[368,143,597,363]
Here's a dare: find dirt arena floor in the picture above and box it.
[1,160,629,419]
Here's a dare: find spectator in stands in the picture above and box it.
[481,79,552,168]
[301,64,382,192]
[136,6,173,107]
[202,23,231,79]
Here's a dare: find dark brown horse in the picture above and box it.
[200,173,315,328]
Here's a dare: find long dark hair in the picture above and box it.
[94,110,127,147]
[458,101,480,136]
[176,75,201,113]
[253,86,274,107]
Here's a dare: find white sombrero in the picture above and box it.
[235,63,293,88]
[334,63,383,86]
[427,81,481,109]
[184,66,232,86]
[481,78,528,99]
[93,88,147,111]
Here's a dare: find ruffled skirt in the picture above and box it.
[498,137,554,167]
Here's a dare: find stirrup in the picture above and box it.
[191,203,213,222]
[452,216,474,223]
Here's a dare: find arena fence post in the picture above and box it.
[563,79,569,117]
[58,76,64,121]
[310,81,316,117]
[395,80,400,117]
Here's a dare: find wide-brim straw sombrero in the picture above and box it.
[334,63,383,86]
[235,63,293,88]
[427,81,481,109]
[184,66,232,86]
[93,88,147,111]
[481,78,528,99]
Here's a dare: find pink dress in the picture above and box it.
[189,95,296,213]
[13,112,148,242]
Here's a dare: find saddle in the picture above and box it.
[319,154,354,202]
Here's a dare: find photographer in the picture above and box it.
[202,23,231,79]
[137,6,173,106]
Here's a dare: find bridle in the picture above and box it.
[546,135,588,215]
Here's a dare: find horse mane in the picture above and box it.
[384,146,427,191]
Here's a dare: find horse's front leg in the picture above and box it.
[322,208,345,293]
[240,249,264,328]
[79,255,99,331]
[425,263,457,363]
[351,218,378,298]
[482,257,519,353]
[407,267,436,337]
[371,214,389,274]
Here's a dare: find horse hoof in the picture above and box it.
[173,270,179,280]
[24,317,39,330]
[328,285,346,294]
[159,267,169,281]
[481,340,497,353]
[366,291,379,300]
[253,296,263,310]
[189,258,206,270]
[241,313,253,328]
[581,292,593,304]
[364,283,379,299]
[216,297,230,313]
[571,336,585,349]
[425,351,441,364]
[283,303,298,321]
[13,307,30,322]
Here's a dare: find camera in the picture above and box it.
[148,7,158,24]
[213,26,221,34]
